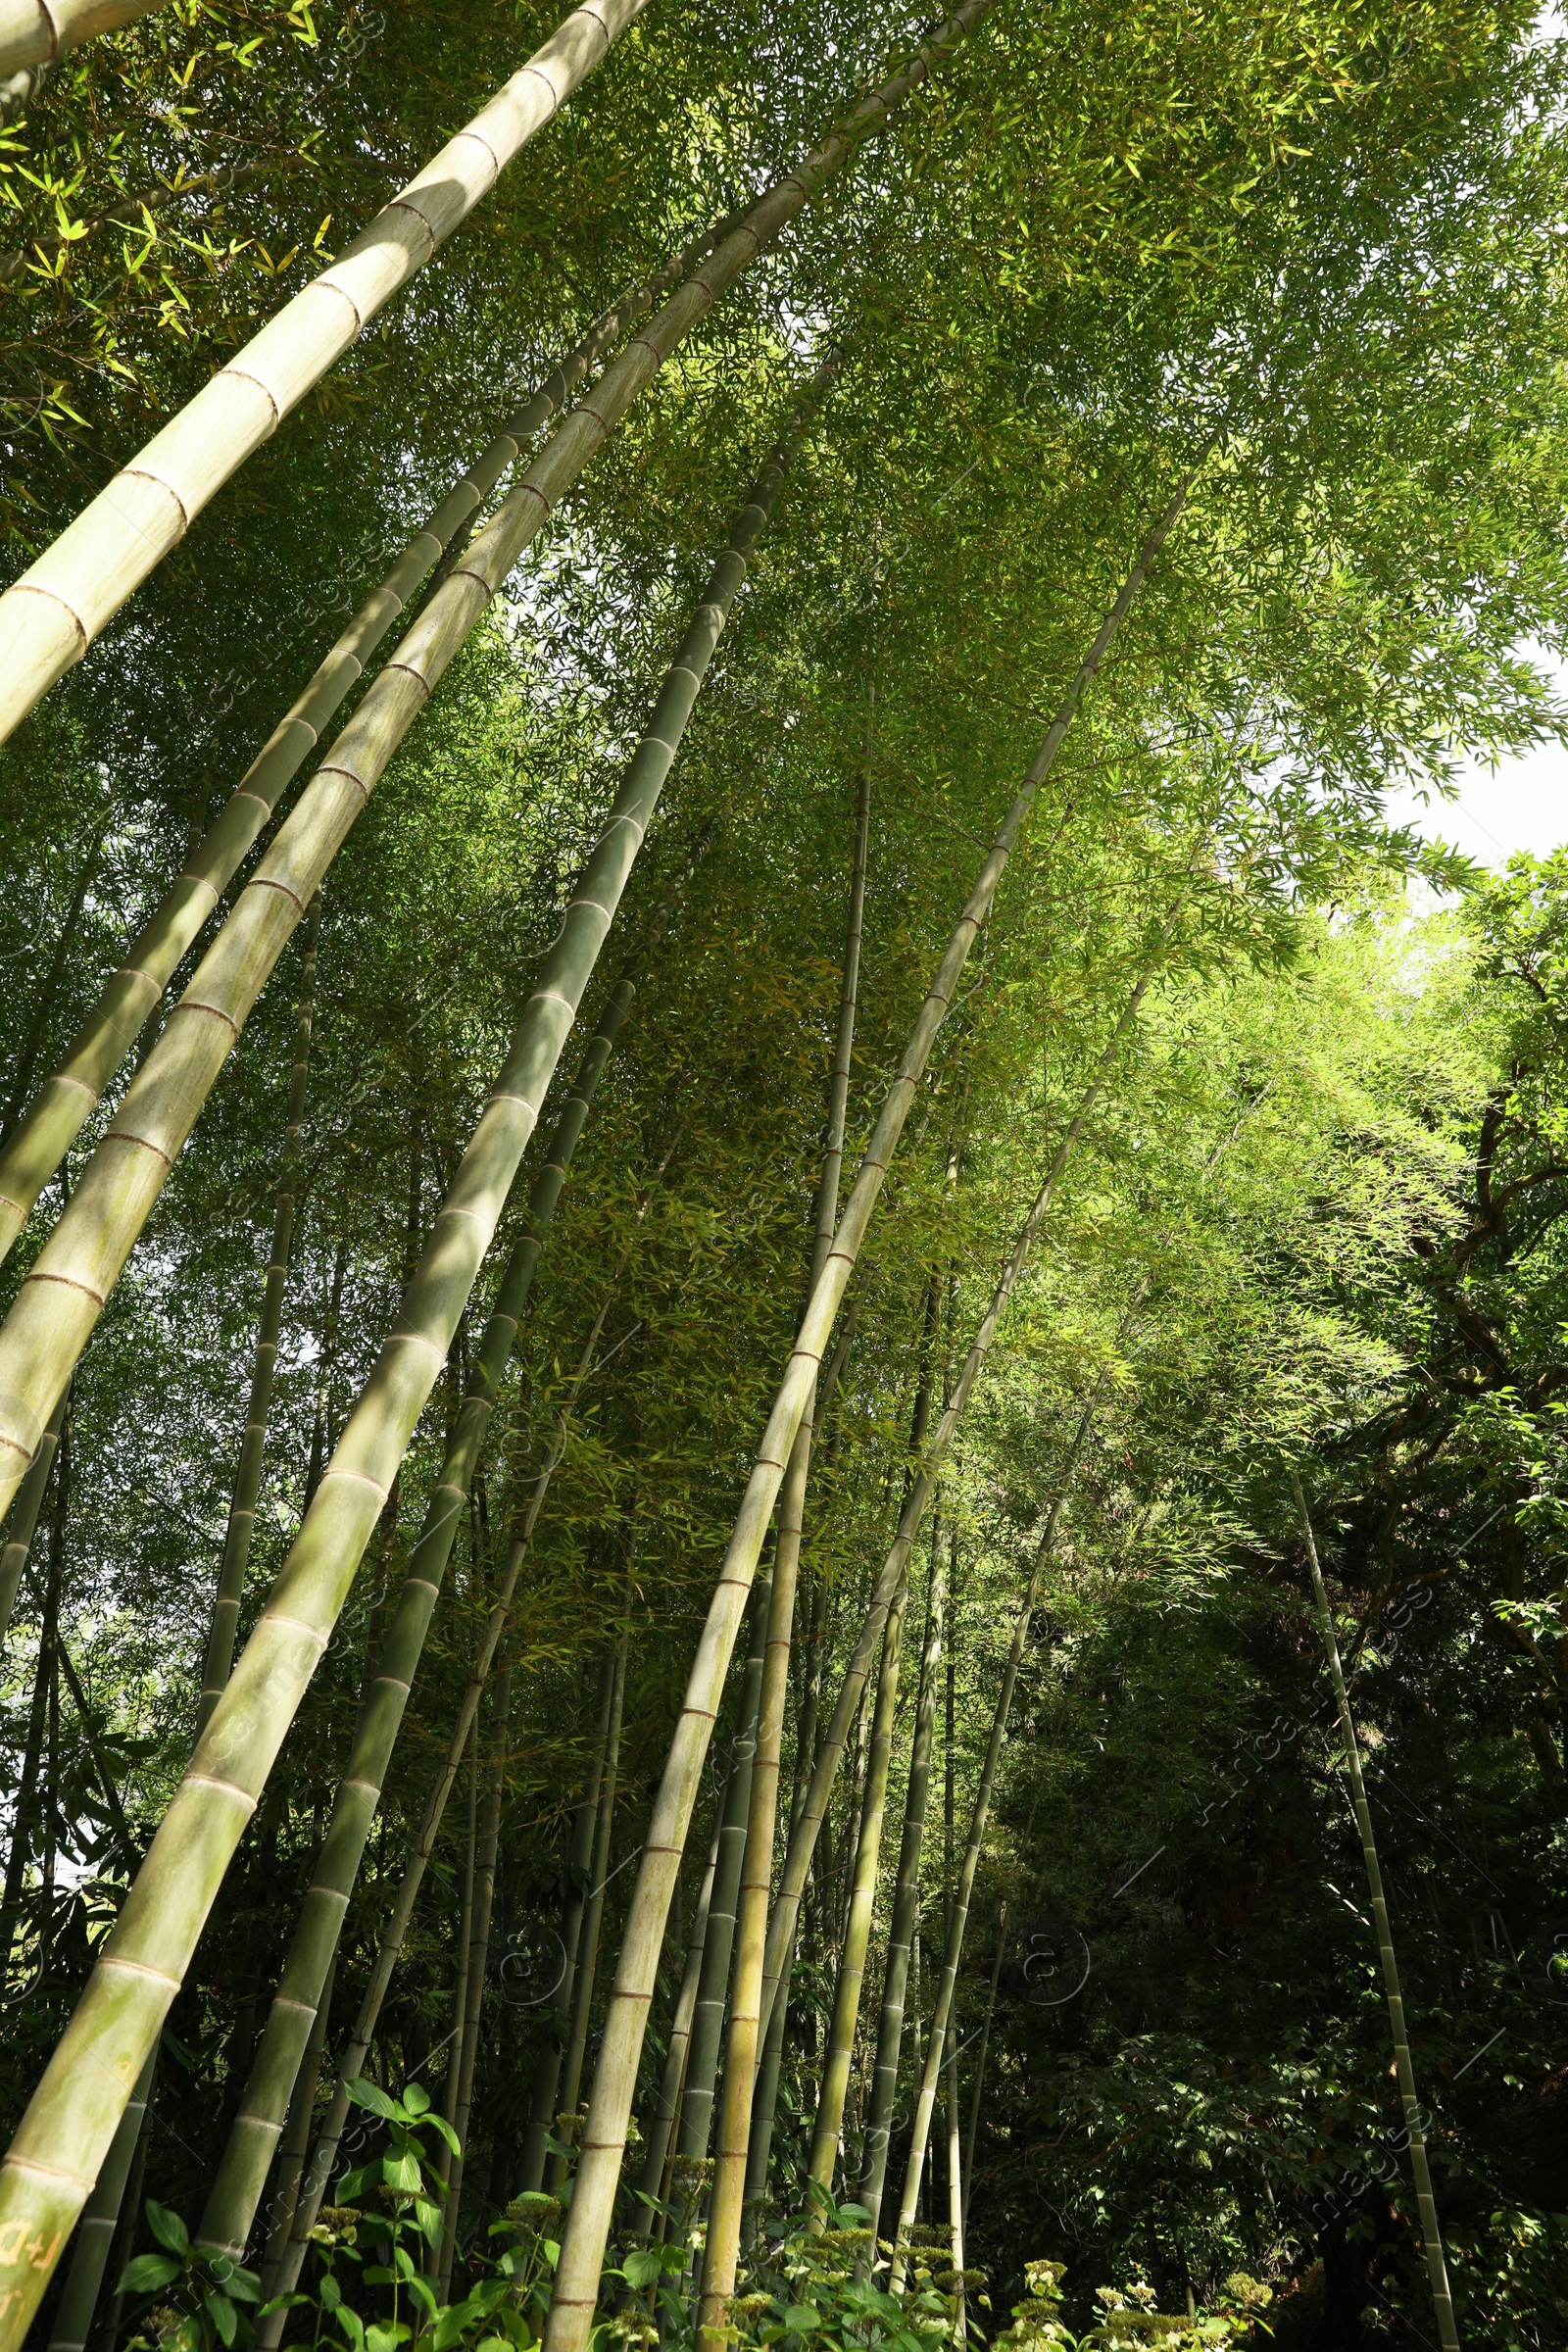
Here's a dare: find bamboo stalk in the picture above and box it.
[0,224,728,1269]
[549,1624,630,2189]
[0,1390,63,1653]
[944,2020,965,2348]
[0,0,652,736]
[0,2,174,76]
[518,1653,618,2195]
[959,1895,1004,2238]
[544,424,1194,2352]
[439,1664,519,2296]
[674,1581,769,2175]
[758,964,1159,2054]
[805,1578,908,2209]
[700,769,869,2313]
[633,1813,721,2227]
[858,1521,945,2231]
[1293,1475,1462,2352]
[256,1160,674,2335]
[42,2044,155,2352]
[0,380,825,2343]
[257,1946,338,2301]
[194,894,321,1741]
[889,1398,1109,2281]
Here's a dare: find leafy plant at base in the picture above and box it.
[118,2198,263,2352]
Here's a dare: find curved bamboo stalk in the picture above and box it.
[959,1904,1002,2238]
[0,1389,63,1654]
[256,1159,674,2334]
[544,419,1193,2352]
[0,0,170,75]
[439,1659,523,2296]
[805,1578,909,2208]
[194,894,321,1741]
[632,1812,721,2225]
[857,1525,945,2230]
[889,1395,1109,2281]
[0,227,727,1269]
[41,2044,154,2352]
[673,1582,768,2175]
[1293,1475,1462,2352]
[0,385,823,2342]
[518,1653,618,2196]
[549,1622,630,2188]
[0,193,859,1500]
[699,766,869,2315]
[757,963,1160,2053]
[0,0,651,738]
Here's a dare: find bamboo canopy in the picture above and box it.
[3,3,1565,2346]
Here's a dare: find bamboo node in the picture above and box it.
[117,464,191,537]
[216,366,282,434]
[24,1266,108,1305]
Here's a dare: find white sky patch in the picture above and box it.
[1384,647,1568,868]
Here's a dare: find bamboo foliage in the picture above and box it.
[0,0,652,742]
[0,19,941,1510]
[0,378,830,2346]
[194,892,321,1740]
[1293,1476,1462,2352]
[541,448,1198,2352]
[0,222,732,1268]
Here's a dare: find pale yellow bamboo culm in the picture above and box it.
[0,0,648,745]
[0,0,164,75]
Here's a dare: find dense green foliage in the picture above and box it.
[3,0,1568,2346]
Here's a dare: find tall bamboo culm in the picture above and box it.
[195,893,321,1739]
[546,438,1198,2352]
[0,46,903,1512]
[0,376,832,2349]
[757,959,1161,2054]
[0,1389,63,1651]
[192,868,692,2266]
[197,1110,679,2273]
[889,1392,1110,2280]
[0,0,651,743]
[699,766,870,2325]
[1293,1475,1462,2352]
[518,1652,618,2195]
[255,1147,681,2335]
[0,215,736,1270]
[857,1520,946,2230]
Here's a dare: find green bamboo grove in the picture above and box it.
[4,2,1568,2350]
